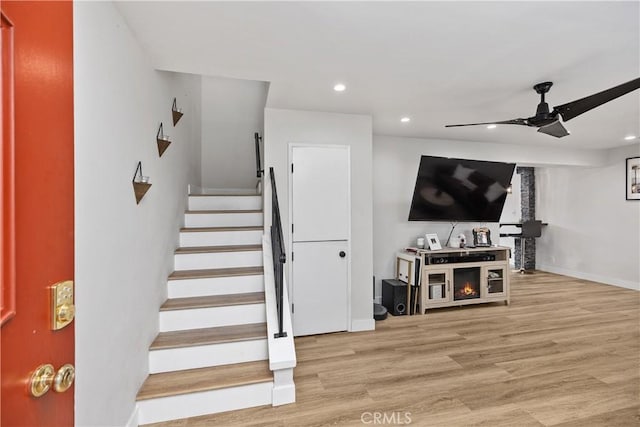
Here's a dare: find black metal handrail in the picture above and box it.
[270,167,287,338]
[255,133,264,178]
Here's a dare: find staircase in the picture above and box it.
[136,193,276,425]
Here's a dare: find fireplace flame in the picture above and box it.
[455,282,479,299]
[462,282,476,296]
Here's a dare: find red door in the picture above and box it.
[1,1,74,425]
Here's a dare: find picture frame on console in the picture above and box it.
[626,157,640,200]
[425,233,442,250]
[473,227,492,247]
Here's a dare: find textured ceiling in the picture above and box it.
[116,1,640,149]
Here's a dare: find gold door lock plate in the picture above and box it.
[29,364,55,397]
[51,280,75,330]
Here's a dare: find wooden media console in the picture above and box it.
[397,246,511,313]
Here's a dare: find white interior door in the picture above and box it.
[292,146,350,242]
[290,145,350,336]
[292,241,348,336]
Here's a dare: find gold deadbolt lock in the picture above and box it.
[53,364,75,393]
[29,364,55,397]
[51,280,75,330]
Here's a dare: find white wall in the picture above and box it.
[264,108,374,332]
[74,3,202,426]
[372,135,611,299]
[201,76,268,189]
[537,143,640,290]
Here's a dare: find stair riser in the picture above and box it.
[185,212,262,228]
[188,196,262,211]
[149,339,268,373]
[174,251,263,270]
[180,230,262,247]
[168,275,264,298]
[159,304,266,332]
[137,381,273,425]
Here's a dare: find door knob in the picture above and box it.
[53,364,75,393]
[339,251,346,258]
[29,364,55,397]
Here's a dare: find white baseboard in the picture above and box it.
[272,368,295,406]
[125,405,139,427]
[537,264,640,291]
[350,318,375,332]
[272,382,296,406]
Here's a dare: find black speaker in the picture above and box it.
[382,279,407,316]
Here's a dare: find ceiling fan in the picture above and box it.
[445,77,640,138]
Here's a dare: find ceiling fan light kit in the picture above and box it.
[446,77,640,138]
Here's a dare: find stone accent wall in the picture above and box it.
[515,167,536,270]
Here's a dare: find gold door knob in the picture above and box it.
[29,364,55,397]
[53,364,75,393]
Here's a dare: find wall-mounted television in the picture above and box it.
[408,156,515,222]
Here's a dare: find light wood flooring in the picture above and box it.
[160,292,265,311]
[145,271,640,426]
[137,361,272,401]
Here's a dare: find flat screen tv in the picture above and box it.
[408,156,515,222]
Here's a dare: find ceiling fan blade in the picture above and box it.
[537,120,570,138]
[445,118,529,128]
[553,77,640,122]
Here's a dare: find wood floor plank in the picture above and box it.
[137,361,272,401]
[168,266,263,280]
[520,386,639,426]
[188,193,259,197]
[160,292,265,311]
[550,406,640,427]
[180,226,263,232]
[150,323,267,350]
[175,244,262,254]
[185,209,262,214]
[144,271,640,427]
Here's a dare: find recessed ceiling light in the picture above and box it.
[624,135,637,141]
[487,124,497,129]
[333,83,346,92]
[400,117,411,123]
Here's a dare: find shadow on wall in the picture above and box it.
[200,75,269,190]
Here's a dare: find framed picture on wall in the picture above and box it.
[627,157,640,200]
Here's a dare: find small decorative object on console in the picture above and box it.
[473,227,491,247]
[425,233,442,250]
[458,233,467,248]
